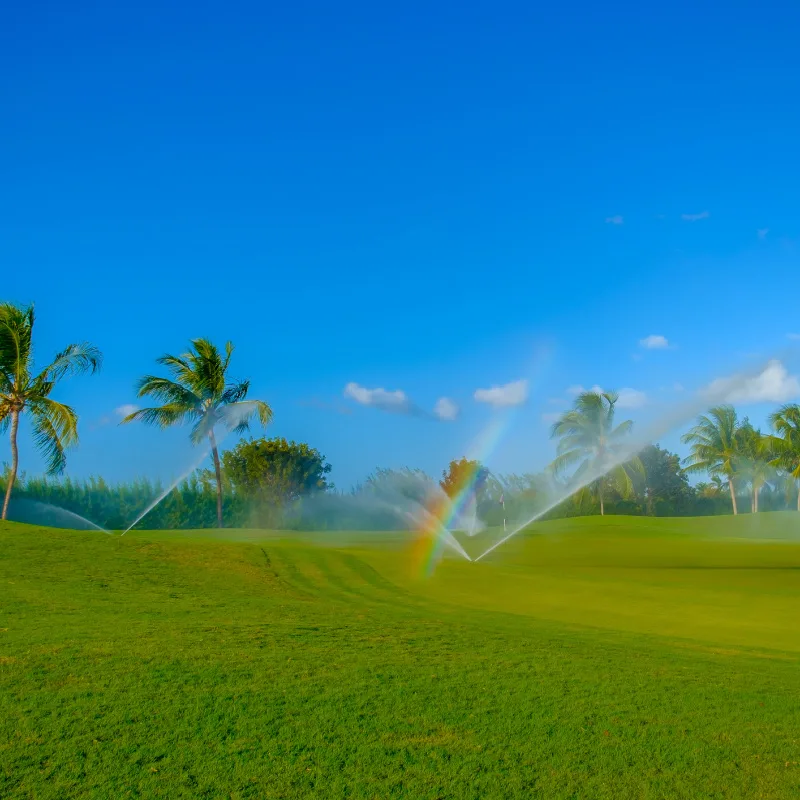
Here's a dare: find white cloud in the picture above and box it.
[115,404,139,418]
[605,215,624,225]
[541,412,562,424]
[474,379,529,408]
[787,333,800,341]
[681,211,710,222]
[758,228,769,239]
[566,384,585,396]
[639,334,670,350]
[344,383,409,413]
[703,360,800,404]
[433,397,459,421]
[343,383,459,421]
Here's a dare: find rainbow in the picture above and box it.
[410,345,552,577]
[411,415,509,576]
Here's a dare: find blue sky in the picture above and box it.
[4,0,800,490]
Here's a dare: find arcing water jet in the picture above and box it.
[472,356,790,563]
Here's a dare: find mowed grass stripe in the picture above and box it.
[2,518,800,799]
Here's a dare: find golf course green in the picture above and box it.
[2,514,799,798]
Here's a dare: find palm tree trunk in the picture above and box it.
[1,411,20,521]
[599,483,604,516]
[208,431,223,528]
[797,484,800,512]
[754,484,759,513]
[729,477,738,515]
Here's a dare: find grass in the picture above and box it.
[1,514,800,798]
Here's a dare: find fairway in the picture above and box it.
[2,515,800,799]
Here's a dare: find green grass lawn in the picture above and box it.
[2,514,800,799]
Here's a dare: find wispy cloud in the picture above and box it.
[566,385,585,397]
[343,383,457,421]
[541,411,562,424]
[702,359,800,404]
[758,228,769,240]
[786,333,800,341]
[433,397,459,421]
[474,379,528,408]
[605,215,624,225]
[115,404,139,418]
[344,383,410,413]
[681,211,710,222]
[639,334,670,350]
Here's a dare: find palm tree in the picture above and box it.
[696,476,724,498]
[549,390,643,515]
[0,303,102,520]
[737,420,774,513]
[121,338,272,527]
[681,405,743,515]
[768,403,800,511]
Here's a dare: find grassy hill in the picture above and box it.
[2,514,800,798]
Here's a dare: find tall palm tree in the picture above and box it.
[122,338,272,527]
[549,390,643,515]
[768,403,800,511]
[737,420,774,513]
[681,405,743,515]
[0,303,102,519]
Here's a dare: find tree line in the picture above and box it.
[2,301,800,530]
[548,389,800,517]
[0,303,271,525]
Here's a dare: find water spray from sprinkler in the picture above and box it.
[471,355,794,563]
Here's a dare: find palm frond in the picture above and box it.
[28,397,79,474]
[38,342,102,382]
[134,376,201,409]
[0,302,34,389]
[610,419,634,440]
[549,449,586,475]
[156,353,196,386]
[222,341,235,373]
[189,413,216,445]
[550,410,593,438]
[122,405,194,429]
[220,379,250,405]
[188,338,227,399]
[224,399,273,434]
[567,458,592,486]
[608,463,634,497]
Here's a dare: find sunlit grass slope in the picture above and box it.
[2,515,799,798]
